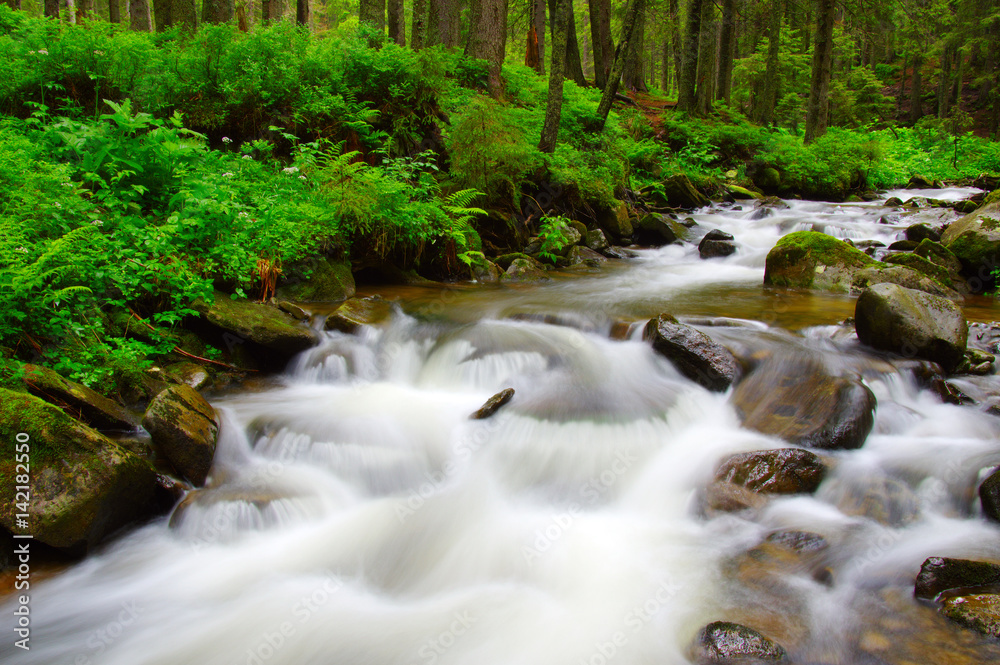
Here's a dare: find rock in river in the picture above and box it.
[699,229,737,259]
[915,557,1000,600]
[715,448,828,495]
[854,283,968,372]
[979,467,1000,522]
[731,357,876,450]
[941,594,1000,639]
[0,389,159,553]
[644,314,740,391]
[143,385,220,486]
[940,201,1000,292]
[764,230,877,292]
[193,291,320,361]
[690,621,788,663]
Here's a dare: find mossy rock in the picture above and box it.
[764,231,879,292]
[728,185,763,200]
[852,265,962,301]
[494,252,537,270]
[636,213,687,246]
[501,258,550,283]
[325,297,394,332]
[757,167,782,190]
[192,291,319,357]
[983,190,1000,207]
[941,594,1000,639]
[915,557,1000,600]
[883,253,957,290]
[142,385,219,486]
[595,200,634,239]
[690,621,788,663]
[913,239,964,275]
[567,219,588,238]
[661,174,710,209]
[158,362,212,390]
[23,364,139,431]
[907,174,939,189]
[275,256,356,303]
[0,389,159,553]
[940,201,1000,292]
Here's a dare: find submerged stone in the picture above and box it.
[915,557,1000,600]
[715,448,828,495]
[690,621,788,663]
[643,314,740,391]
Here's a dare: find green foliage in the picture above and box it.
[536,216,573,265]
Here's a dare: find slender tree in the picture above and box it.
[588,0,612,88]
[153,0,171,29]
[202,0,233,24]
[465,0,508,97]
[677,0,704,112]
[716,0,737,102]
[533,0,547,74]
[526,24,542,70]
[109,0,120,23]
[412,0,428,49]
[388,0,405,45]
[5,0,22,9]
[594,0,646,130]
[174,0,196,30]
[694,0,716,113]
[757,0,781,124]
[804,0,836,143]
[539,0,570,152]
[669,0,682,94]
[621,3,647,91]
[296,0,308,26]
[130,0,152,29]
[77,0,94,20]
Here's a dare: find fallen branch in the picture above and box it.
[127,308,254,373]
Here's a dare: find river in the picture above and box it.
[3,190,1000,665]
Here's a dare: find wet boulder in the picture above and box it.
[565,246,608,268]
[905,224,941,243]
[854,283,968,372]
[470,388,514,419]
[636,213,687,246]
[941,594,1000,638]
[913,239,965,277]
[729,185,763,200]
[193,291,319,358]
[884,196,904,207]
[23,364,139,431]
[472,260,503,283]
[159,362,212,390]
[585,228,610,252]
[325,296,394,332]
[643,314,740,391]
[825,475,920,527]
[915,557,1000,600]
[882,253,963,295]
[699,229,737,259]
[596,200,634,240]
[661,173,710,209]
[0,389,159,553]
[764,231,878,292]
[715,449,828,495]
[275,256,355,303]
[143,385,219,486]
[502,258,550,283]
[731,357,876,450]
[907,174,939,189]
[852,264,963,301]
[703,481,769,514]
[979,467,1000,522]
[690,621,788,664]
[940,201,1000,292]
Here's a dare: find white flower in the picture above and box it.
[15,247,28,254]
[37,49,48,55]
[222,137,232,144]
[222,172,234,178]
[54,202,61,208]
[94,50,104,56]
[242,155,252,160]
[90,220,104,227]
[61,182,73,188]
[298,175,307,180]
[238,212,249,219]
[282,166,299,174]
[28,51,35,55]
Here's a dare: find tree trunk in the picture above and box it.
[465,0,508,97]
[669,0,682,95]
[565,4,588,86]
[130,0,152,29]
[910,55,923,124]
[588,0,612,88]
[173,0,196,30]
[594,0,646,130]
[426,0,440,45]
[388,0,405,45]
[360,0,385,43]
[716,0,736,102]
[295,0,308,26]
[77,0,94,20]
[694,0,716,114]
[5,0,22,9]
[539,0,569,153]
[660,38,670,92]
[621,3,647,92]
[533,0,546,74]
[938,43,952,119]
[109,0,120,23]
[202,0,233,24]
[804,0,835,143]
[526,25,541,70]
[757,0,781,124]
[153,0,170,29]
[411,0,427,49]
[898,51,907,115]
[677,0,703,112]
[437,0,461,47]
[44,0,59,17]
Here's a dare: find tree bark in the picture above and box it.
[202,0,233,24]
[437,0,461,47]
[130,0,152,29]
[548,0,587,86]
[411,0,427,49]
[426,0,440,45]
[44,0,59,18]
[360,0,385,43]
[660,38,670,92]
[694,0,716,114]
[109,0,120,23]
[388,0,405,45]
[295,0,308,26]
[465,0,508,97]
[5,0,22,9]
[938,43,952,119]
[757,0,781,124]
[594,0,646,130]
[588,0,612,88]
[669,0,682,95]
[910,55,923,124]
[677,0,703,112]
[804,0,835,143]
[539,0,569,153]
[526,24,542,70]
[621,2,647,92]
[533,0,546,74]
[77,0,94,20]
[716,0,736,102]
[173,0,196,30]
[153,0,170,29]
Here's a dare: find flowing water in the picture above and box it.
[5,190,1000,665]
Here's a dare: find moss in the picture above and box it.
[0,388,77,462]
[950,230,1000,269]
[984,190,1000,207]
[764,231,880,290]
[884,252,955,288]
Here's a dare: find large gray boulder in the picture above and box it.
[143,385,219,486]
[854,283,968,372]
[764,231,878,292]
[0,389,159,553]
[193,291,319,357]
[644,315,740,391]
[731,357,876,450]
